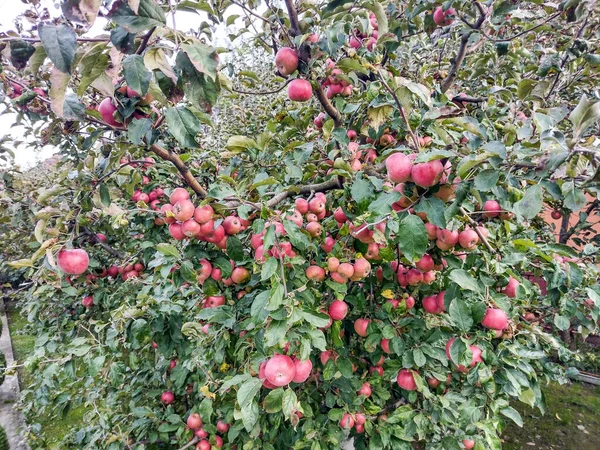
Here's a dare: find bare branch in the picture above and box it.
[232,79,291,95]
[150,144,207,197]
[313,83,343,127]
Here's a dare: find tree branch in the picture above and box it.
[232,79,291,95]
[459,207,496,254]
[284,0,301,36]
[149,144,207,197]
[441,1,487,93]
[80,228,125,259]
[377,72,420,151]
[136,27,156,55]
[313,83,343,127]
[484,12,561,43]
[177,438,199,450]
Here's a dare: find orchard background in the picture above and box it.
[0,0,600,449]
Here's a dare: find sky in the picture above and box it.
[0,0,244,169]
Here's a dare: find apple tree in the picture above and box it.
[1,0,600,449]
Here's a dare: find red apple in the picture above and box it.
[483,200,501,218]
[411,160,444,187]
[292,358,312,383]
[264,354,296,387]
[97,98,121,127]
[161,391,175,404]
[433,7,456,27]
[340,413,355,429]
[502,276,519,298]
[57,248,89,275]
[354,318,370,337]
[223,216,242,235]
[358,382,372,397]
[396,369,418,390]
[481,308,508,330]
[275,47,299,77]
[329,300,348,320]
[386,153,413,183]
[82,295,94,308]
[288,79,312,102]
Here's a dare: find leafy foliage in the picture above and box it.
[0,0,600,449]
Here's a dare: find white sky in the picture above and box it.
[0,0,246,168]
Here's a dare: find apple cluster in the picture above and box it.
[348,13,379,52]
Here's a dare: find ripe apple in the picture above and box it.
[97,98,122,127]
[231,267,250,284]
[216,420,230,433]
[305,265,325,282]
[57,248,89,275]
[551,210,562,220]
[295,198,309,214]
[223,216,242,235]
[446,338,483,373]
[292,358,312,383]
[194,428,208,438]
[182,219,201,237]
[186,413,202,430]
[321,235,335,253]
[340,413,355,429]
[354,318,370,337]
[411,160,444,187]
[264,354,296,387]
[459,228,479,250]
[386,153,413,183]
[173,199,195,222]
[337,263,354,279]
[329,300,348,320]
[305,221,322,237]
[347,129,357,140]
[288,79,312,102]
[161,391,175,404]
[169,223,185,240]
[483,200,501,218]
[308,197,326,214]
[275,47,299,77]
[463,439,475,450]
[169,187,190,205]
[381,338,391,354]
[436,228,459,246]
[358,382,372,397]
[416,254,435,272]
[353,257,371,278]
[196,440,211,450]
[194,205,214,224]
[427,377,440,388]
[433,7,456,27]
[481,308,508,330]
[82,295,94,308]
[423,295,442,314]
[502,276,519,298]
[406,269,423,286]
[396,369,418,390]
[203,295,225,308]
[369,366,384,376]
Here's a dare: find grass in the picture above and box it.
[502,382,600,449]
[5,301,86,449]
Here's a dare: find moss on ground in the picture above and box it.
[5,301,86,449]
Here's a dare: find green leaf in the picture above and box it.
[99,183,111,206]
[500,407,523,427]
[449,269,480,292]
[225,135,258,153]
[241,401,259,431]
[561,181,586,212]
[514,184,543,219]
[396,215,428,262]
[156,243,180,258]
[569,94,600,140]
[176,51,220,109]
[111,0,166,32]
[38,24,77,74]
[301,309,331,328]
[261,258,278,281]
[226,236,244,262]
[237,377,262,409]
[181,41,219,81]
[267,283,285,311]
[128,118,153,145]
[123,54,152,96]
[264,320,287,346]
[9,40,36,70]
[474,169,500,192]
[180,261,197,283]
[251,291,269,318]
[49,67,71,118]
[553,314,570,331]
[368,192,402,214]
[414,197,446,229]
[164,107,201,148]
[144,47,178,83]
[413,348,426,367]
[351,177,375,204]
[263,388,284,413]
[449,299,474,331]
[282,389,298,419]
[78,43,109,95]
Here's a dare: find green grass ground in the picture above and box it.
[5,301,600,449]
[5,301,86,449]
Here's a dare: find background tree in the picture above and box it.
[0,0,599,449]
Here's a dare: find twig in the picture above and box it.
[313,82,343,127]
[483,12,562,42]
[80,228,125,258]
[232,79,291,95]
[284,0,301,35]
[167,0,178,49]
[136,27,156,55]
[441,1,487,93]
[377,72,420,151]
[177,438,199,450]
[150,144,207,197]
[545,10,592,101]
[230,0,271,25]
[0,36,109,43]
[95,160,149,184]
[459,206,496,254]
[273,234,289,297]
